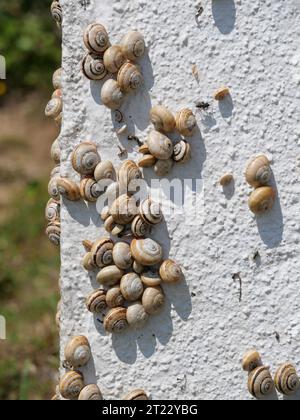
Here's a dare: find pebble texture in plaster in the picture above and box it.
[58,0,300,400]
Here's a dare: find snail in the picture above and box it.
[112,242,133,270]
[219,173,233,187]
[131,238,163,266]
[159,259,183,284]
[51,138,61,164]
[100,206,110,222]
[133,261,144,274]
[57,178,81,201]
[139,197,163,226]
[64,335,91,368]
[101,79,125,110]
[150,105,176,133]
[120,273,144,301]
[173,140,191,164]
[247,366,274,399]
[123,389,148,400]
[79,177,102,202]
[45,97,62,119]
[141,268,161,287]
[45,198,60,222]
[59,371,84,400]
[131,215,151,238]
[214,86,230,101]
[139,143,150,155]
[52,68,62,90]
[51,1,62,26]
[117,62,143,93]
[106,286,125,308]
[52,89,62,99]
[242,349,262,372]
[71,142,101,176]
[46,221,61,246]
[94,160,116,182]
[78,384,103,401]
[90,237,114,268]
[86,289,107,313]
[103,307,128,333]
[176,109,197,137]
[138,154,156,168]
[147,130,173,160]
[96,265,124,287]
[126,302,149,329]
[248,186,276,214]
[103,45,126,74]
[82,252,97,271]
[245,155,271,188]
[274,363,300,395]
[48,177,60,200]
[110,194,137,225]
[82,53,108,81]
[142,286,165,315]
[120,31,146,62]
[50,165,61,179]
[83,23,110,54]
[154,159,173,177]
[118,160,143,194]
[104,215,125,236]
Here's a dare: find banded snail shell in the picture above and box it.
[245,155,271,188]
[96,265,124,287]
[104,307,128,333]
[131,238,163,266]
[138,154,156,168]
[101,79,125,110]
[274,363,300,395]
[57,178,81,201]
[117,62,143,93]
[147,130,173,160]
[94,160,116,182]
[176,108,197,137]
[110,194,137,225]
[126,302,149,329]
[139,143,150,155]
[247,366,274,399]
[82,252,97,271]
[150,105,176,133]
[123,389,148,400]
[154,159,173,177]
[141,269,161,287]
[248,187,276,214]
[52,68,62,90]
[112,242,133,270]
[139,198,163,226]
[159,259,183,284]
[118,160,143,194]
[59,371,84,400]
[120,273,144,301]
[242,349,262,372]
[48,177,60,200]
[51,1,62,26]
[83,23,110,54]
[120,31,146,62]
[173,140,191,164]
[106,286,125,308]
[71,142,101,176]
[86,289,107,313]
[46,221,61,246]
[131,215,151,238]
[133,261,144,274]
[104,215,125,236]
[90,237,114,268]
[142,286,165,315]
[103,45,126,74]
[78,384,103,401]
[79,177,102,202]
[51,138,61,164]
[82,53,108,81]
[45,198,60,222]
[64,335,91,368]
[45,97,62,119]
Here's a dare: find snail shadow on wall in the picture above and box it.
[63,199,103,228]
[211,0,237,35]
[283,388,300,401]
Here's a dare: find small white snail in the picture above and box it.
[139,197,163,226]
[94,160,116,182]
[83,23,110,54]
[46,221,61,246]
[150,105,176,133]
[101,79,125,110]
[141,269,161,287]
[117,62,143,93]
[248,187,276,214]
[131,238,163,266]
[51,138,61,164]
[138,154,156,168]
[245,155,271,188]
[106,286,125,308]
[112,242,133,270]
[104,307,128,333]
[89,237,114,268]
[173,140,191,164]
[110,194,138,225]
[79,177,102,202]
[78,384,103,401]
[120,31,146,62]
[175,108,197,137]
[45,97,62,119]
[274,363,300,395]
[52,68,62,90]
[131,215,151,238]
[126,302,149,329]
[96,265,124,287]
[71,142,101,176]
[242,349,262,372]
[86,289,107,313]
[57,178,81,201]
[118,160,143,194]
[159,259,183,284]
[142,286,165,315]
[64,335,91,368]
[120,273,144,301]
[147,130,173,161]
[247,366,274,399]
[103,45,126,74]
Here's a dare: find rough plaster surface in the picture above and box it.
[58,0,300,400]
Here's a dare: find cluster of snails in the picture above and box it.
[51,0,62,27]
[81,23,146,110]
[245,155,276,215]
[45,68,63,128]
[242,349,300,399]
[137,106,197,177]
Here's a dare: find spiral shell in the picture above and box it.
[94,161,117,182]
[159,259,183,284]
[90,237,114,268]
[51,1,62,26]
[242,349,262,372]
[176,109,197,137]
[78,384,103,401]
[247,366,274,399]
[71,142,101,176]
[96,265,124,287]
[51,138,61,164]
[123,389,148,400]
[131,215,151,238]
[106,286,125,308]
[113,242,133,270]
[82,52,108,81]
[110,194,138,225]
[138,154,156,168]
[141,269,161,287]
[118,160,143,194]
[104,307,128,333]
[46,221,61,246]
[126,302,149,329]
[154,159,174,177]
[131,238,163,266]
[86,289,107,313]
[104,215,125,236]
[48,177,60,200]
[45,97,62,119]
[120,273,144,301]
[82,252,96,271]
[147,130,173,160]
[150,105,176,133]
[83,23,110,54]
[139,198,163,226]
[274,363,300,395]
[80,177,102,202]
[103,45,126,74]
[64,335,91,369]
[120,31,146,62]
[117,62,143,93]
[57,178,81,201]
[248,187,276,214]
[45,198,60,222]
[173,140,191,164]
[245,155,271,188]
[52,68,62,90]
[142,286,165,315]
[101,79,125,110]
[59,371,84,400]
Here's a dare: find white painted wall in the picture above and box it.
[59,0,300,400]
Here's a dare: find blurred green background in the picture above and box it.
[0,0,61,399]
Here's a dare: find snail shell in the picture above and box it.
[147,130,173,160]
[113,242,133,270]
[100,206,110,221]
[245,155,271,188]
[248,186,276,214]
[242,349,262,372]
[51,1,62,26]
[154,159,173,177]
[173,140,191,164]
[103,45,126,74]
[104,307,128,333]
[59,371,84,400]
[138,154,156,168]
[86,289,107,313]
[82,252,97,271]
[51,165,61,179]
[52,89,62,99]
[51,138,61,164]
[139,143,150,155]
[139,197,163,226]
[71,142,101,176]
[159,259,183,284]
[118,160,143,194]
[79,177,102,202]
[101,79,125,110]
[78,384,103,401]
[126,302,149,329]
[106,286,125,308]
[45,198,60,222]
[96,265,124,287]
[82,52,107,80]
[104,215,125,236]
[131,238,163,266]
[133,261,144,274]
[45,97,62,119]
[274,363,300,395]
[48,177,60,200]
[117,62,143,93]
[52,68,62,90]
[83,23,110,54]
[220,173,233,186]
[141,269,161,287]
[94,160,116,182]
[64,335,91,368]
[123,389,148,400]
[247,366,274,399]
[120,31,146,61]
[214,86,230,101]
[90,237,114,268]
[110,194,137,225]
[150,105,176,133]
[142,286,165,315]
[46,221,61,246]
[57,178,81,201]
[176,108,197,137]
[131,215,151,238]
[120,273,144,301]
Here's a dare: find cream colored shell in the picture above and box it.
[101,79,125,110]
[141,269,162,287]
[51,138,61,164]
[120,31,146,61]
[138,154,156,168]
[123,389,148,400]
[82,52,108,80]
[173,140,191,164]
[242,349,262,372]
[274,363,300,395]
[94,160,116,182]
[45,198,60,222]
[59,371,84,400]
[78,384,103,401]
[245,155,271,188]
[52,68,62,90]
[45,97,62,119]
[131,215,150,238]
[176,108,197,137]
[46,221,61,246]
[131,238,163,266]
[86,289,107,313]
[64,335,91,368]
[150,105,176,133]
[113,242,133,270]
[83,23,110,54]
[159,259,183,284]
[110,194,137,225]
[57,178,81,201]
[219,173,233,186]
[106,286,125,308]
[118,160,143,193]
[90,237,114,268]
[247,366,274,399]
[120,273,144,301]
[142,286,165,315]
[139,197,163,226]
[103,45,126,73]
[126,302,149,329]
[147,130,173,160]
[80,177,102,202]
[104,307,128,333]
[96,265,124,287]
[117,62,143,93]
[71,142,101,176]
